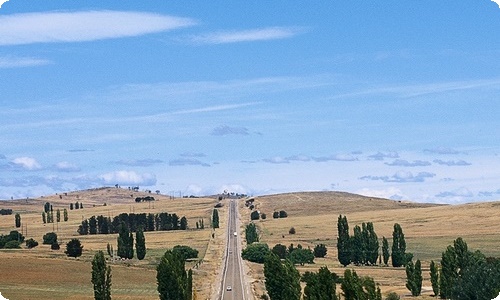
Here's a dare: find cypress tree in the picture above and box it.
[382,237,390,265]
[63,208,68,222]
[429,260,439,296]
[366,222,379,265]
[391,223,411,267]
[91,251,112,300]
[245,223,259,244]
[302,266,338,300]
[212,209,219,229]
[337,215,351,267]
[264,253,301,300]
[89,216,97,234]
[405,259,422,296]
[56,209,61,223]
[42,212,46,224]
[15,213,21,228]
[136,227,146,260]
[157,250,188,300]
[117,222,133,259]
[351,225,363,265]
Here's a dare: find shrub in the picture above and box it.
[385,292,400,300]
[250,210,260,220]
[289,227,296,234]
[272,244,288,259]
[43,232,58,245]
[261,213,267,220]
[51,242,60,250]
[279,210,288,218]
[272,211,279,219]
[313,244,327,258]
[172,245,199,260]
[65,238,83,258]
[25,238,39,249]
[4,240,21,249]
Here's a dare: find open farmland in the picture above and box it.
[240,192,500,299]
[0,187,226,300]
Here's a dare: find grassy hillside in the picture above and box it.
[240,192,500,298]
[0,187,225,300]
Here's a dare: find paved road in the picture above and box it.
[220,199,247,300]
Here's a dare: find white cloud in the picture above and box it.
[189,26,304,44]
[385,159,431,167]
[169,158,210,167]
[0,11,196,46]
[492,0,500,9]
[0,0,8,9]
[433,159,471,166]
[0,56,51,68]
[99,170,156,186]
[360,171,435,183]
[356,187,407,201]
[11,157,41,170]
[54,161,81,172]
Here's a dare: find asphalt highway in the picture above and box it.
[220,199,247,300]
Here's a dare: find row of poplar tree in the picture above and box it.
[78,212,187,235]
[337,215,412,268]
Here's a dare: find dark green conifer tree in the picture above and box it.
[337,215,351,267]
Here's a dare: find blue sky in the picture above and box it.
[0,1,499,203]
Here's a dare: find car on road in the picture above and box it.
[226,286,232,291]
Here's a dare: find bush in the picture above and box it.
[51,242,60,250]
[172,245,199,260]
[43,232,58,245]
[4,240,21,249]
[279,210,288,218]
[261,213,267,220]
[65,238,83,258]
[385,292,400,300]
[272,211,279,219]
[25,238,39,249]
[272,244,288,259]
[313,244,327,258]
[241,243,270,263]
[250,211,260,220]
[289,227,296,234]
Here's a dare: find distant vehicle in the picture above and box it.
[226,286,232,291]
[233,232,237,236]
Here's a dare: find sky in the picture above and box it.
[0,1,499,204]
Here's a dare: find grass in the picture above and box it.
[0,187,224,300]
[241,192,500,298]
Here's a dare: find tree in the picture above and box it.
[273,211,279,219]
[264,253,301,300]
[279,210,288,218]
[75,201,79,210]
[313,244,327,258]
[26,238,39,249]
[136,227,146,260]
[250,210,260,220]
[289,247,315,266]
[382,237,390,266]
[211,209,219,229]
[91,250,112,300]
[65,238,84,258]
[391,223,411,267]
[42,212,46,224]
[242,243,271,263]
[63,208,68,222]
[272,244,288,259]
[180,216,188,230]
[56,209,61,222]
[385,292,400,300]
[405,259,422,296]
[302,266,338,300]
[351,225,363,265]
[337,215,351,267]
[245,222,259,244]
[70,203,74,210]
[341,269,382,300]
[89,216,98,234]
[44,202,51,213]
[15,213,21,228]
[43,232,57,245]
[366,222,379,265]
[172,245,199,260]
[157,250,188,300]
[429,260,439,296]
[117,222,133,259]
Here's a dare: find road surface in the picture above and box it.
[220,199,247,300]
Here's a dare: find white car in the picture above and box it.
[226,286,232,291]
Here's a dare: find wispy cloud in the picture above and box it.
[0,11,196,46]
[11,157,42,170]
[180,152,206,158]
[53,161,81,172]
[312,154,358,162]
[436,187,474,198]
[368,151,399,161]
[211,125,249,136]
[433,159,471,166]
[360,171,435,183]
[99,170,156,186]
[385,159,431,167]
[0,56,51,68]
[169,158,210,167]
[424,147,461,155]
[189,26,305,44]
[115,159,164,167]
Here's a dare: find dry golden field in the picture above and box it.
[1,189,499,300]
[0,187,226,300]
[240,192,500,299]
